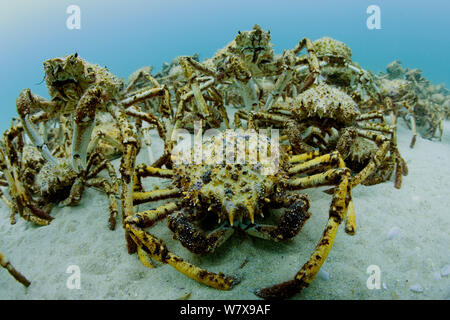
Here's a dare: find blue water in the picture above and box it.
[1,0,449,131]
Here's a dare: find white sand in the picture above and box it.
[1,119,449,300]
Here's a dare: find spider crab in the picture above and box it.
[237,83,407,230]
[377,61,448,143]
[180,24,320,112]
[2,53,170,229]
[1,111,120,229]
[378,78,418,147]
[124,125,354,299]
[172,56,230,131]
[309,36,381,104]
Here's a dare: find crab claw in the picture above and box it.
[16,89,57,165]
[71,86,102,172]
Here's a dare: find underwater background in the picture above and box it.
[0,0,449,131]
[1,0,450,300]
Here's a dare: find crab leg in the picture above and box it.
[180,57,211,117]
[0,178,8,187]
[60,148,109,208]
[86,153,119,189]
[256,162,350,299]
[263,67,294,110]
[133,188,181,205]
[292,38,321,93]
[71,86,104,172]
[207,87,230,128]
[86,177,119,230]
[287,151,356,234]
[107,104,139,252]
[288,151,341,175]
[126,73,174,119]
[121,87,168,108]
[2,126,53,225]
[247,111,291,130]
[403,101,417,148]
[288,151,320,164]
[83,152,120,229]
[349,129,408,189]
[355,110,384,122]
[125,203,238,290]
[302,127,328,149]
[184,56,220,79]
[232,72,259,110]
[87,129,124,157]
[0,252,31,287]
[124,107,172,169]
[286,166,349,190]
[264,38,320,111]
[357,122,393,134]
[347,64,381,99]
[16,89,57,164]
[133,164,173,192]
[172,78,216,130]
[0,188,17,224]
[282,123,312,153]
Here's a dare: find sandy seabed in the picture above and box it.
[1,118,449,300]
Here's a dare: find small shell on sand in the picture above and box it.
[386,226,400,240]
[409,284,424,293]
[441,265,450,277]
[317,269,330,281]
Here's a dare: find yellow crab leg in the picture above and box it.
[344,191,356,235]
[355,110,384,121]
[125,203,237,290]
[288,151,320,164]
[350,138,390,188]
[295,174,349,283]
[133,164,174,192]
[403,101,417,148]
[179,57,210,116]
[107,104,139,252]
[120,87,167,107]
[71,86,104,172]
[256,170,350,299]
[357,122,393,134]
[128,228,236,290]
[0,252,31,287]
[289,151,340,175]
[135,164,173,178]
[286,168,349,190]
[133,188,181,205]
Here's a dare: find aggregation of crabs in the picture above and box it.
[0,25,447,299]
